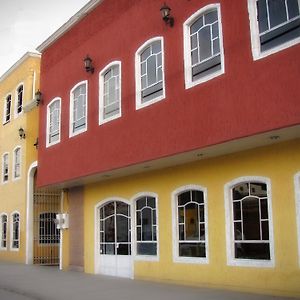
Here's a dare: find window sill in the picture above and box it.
[227,258,274,268]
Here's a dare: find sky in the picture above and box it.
[0,0,91,77]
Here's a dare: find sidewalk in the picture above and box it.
[0,261,296,300]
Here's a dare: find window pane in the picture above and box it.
[288,0,300,18]
[147,197,155,208]
[199,223,205,240]
[205,10,218,23]
[242,197,260,240]
[179,242,205,257]
[117,243,130,255]
[199,205,205,222]
[117,215,129,242]
[250,182,267,197]
[269,0,288,28]
[235,242,270,260]
[185,203,199,240]
[257,0,269,33]
[179,224,184,240]
[116,202,129,216]
[232,183,249,200]
[178,191,190,206]
[261,220,269,240]
[147,55,157,86]
[137,198,146,210]
[234,222,243,240]
[137,242,157,255]
[141,208,152,240]
[141,46,151,61]
[199,26,212,61]
[192,190,204,204]
[191,16,204,34]
[104,216,115,242]
[260,198,269,219]
[233,201,241,220]
[152,41,161,54]
[104,202,114,217]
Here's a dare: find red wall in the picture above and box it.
[37,0,300,187]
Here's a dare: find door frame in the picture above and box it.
[94,197,134,278]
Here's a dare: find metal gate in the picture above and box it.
[33,187,61,265]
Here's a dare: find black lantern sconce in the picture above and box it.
[34,138,39,149]
[18,127,26,139]
[83,55,94,73]
[35,90,42,105]
[160,3,174,27]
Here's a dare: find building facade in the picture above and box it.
[0,52,41,263]
[36,0,300,297]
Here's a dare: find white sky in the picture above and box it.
[0,0,91,77]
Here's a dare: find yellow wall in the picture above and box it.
[83,139,300,297]
[0,53,40,263]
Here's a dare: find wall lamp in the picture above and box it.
[83,55,94,73]
[160,3,174,27]
[19,127,26,139]
[35,90,42,105]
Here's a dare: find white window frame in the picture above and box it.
[295,172,300,267]
[224,176,275,268]
[69,80,88,137]
[183,4,225,89]
[171,185,209,264]
[10,211,20,251]
[99,61,122,125]
[131,192,159,261]
[248,0,300,60]
[135,37,166,110]
[3,93,12,124]
[46,97,61,147]
[0,213,8,250]
[15,83,24,118]
[13,146,21,181]
[2,152,9,184]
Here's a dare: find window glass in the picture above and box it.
[12,213,20,249]
[232,182,270,260]
[1,215,7,249]
[3,154,8,182]
[48,99,60,145]
[177,190,206,258]
[14,148,21,178]
[17,85,23,114]
[4,95,11,123]
[135,196,157,256]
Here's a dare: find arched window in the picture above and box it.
[225,177,274,267]
[135,194,158,257]
[0,214,8,250]
[70,81,87,137]
[172,185,208,263]
[135,37,165,109]
[47,98,61,147]
[13,146,21,179]
[99,61,121,124]
[11,212,20,250]
[183,4,225,88]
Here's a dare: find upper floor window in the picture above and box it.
[248,0,300,59]
[16,84,23,115]
[0,214,7,250]
[99,61,121,124]
[184,4,225,89]
[172,186,208,264]
[11,212,20,250]
[135,37,165,110]
[3,94,11,124]
[47,98,61,147]
[225,177,274,267]
[2,153,9,183]
[70,81,87,137]
[13,147,21,180]
[135,195,158,258]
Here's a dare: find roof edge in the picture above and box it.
[0,52,41,83]
[36,0,103,53]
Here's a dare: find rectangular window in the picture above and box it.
[184,4,225,89]
[0,215,7,249]
[99,62,121,124]
[16,85,23,115]
[4,95,11,123]
[2,153,9,183]
[11,213,20,249]
[13,147,21,179]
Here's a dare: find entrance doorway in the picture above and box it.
[96,200,133,278]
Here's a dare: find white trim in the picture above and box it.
[94,197,134,278]
[183,3,225,89]
[46,97,62,147]
[131,192,159,262]
[10,211,20,251]
[294,172,300,267]
[99,61,122,125]
[248,0,300,60]
[12,146,21,181]
[2,93,12,125]
[135,36,166,110]
[14,83,24,118]
[0,213,8,251]
[171,184,209,264]
[2,152,9,184]
[26,161,37,264]
[224,176,275,268]
[69,80,88,138]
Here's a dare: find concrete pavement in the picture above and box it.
[0,261,297,300]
